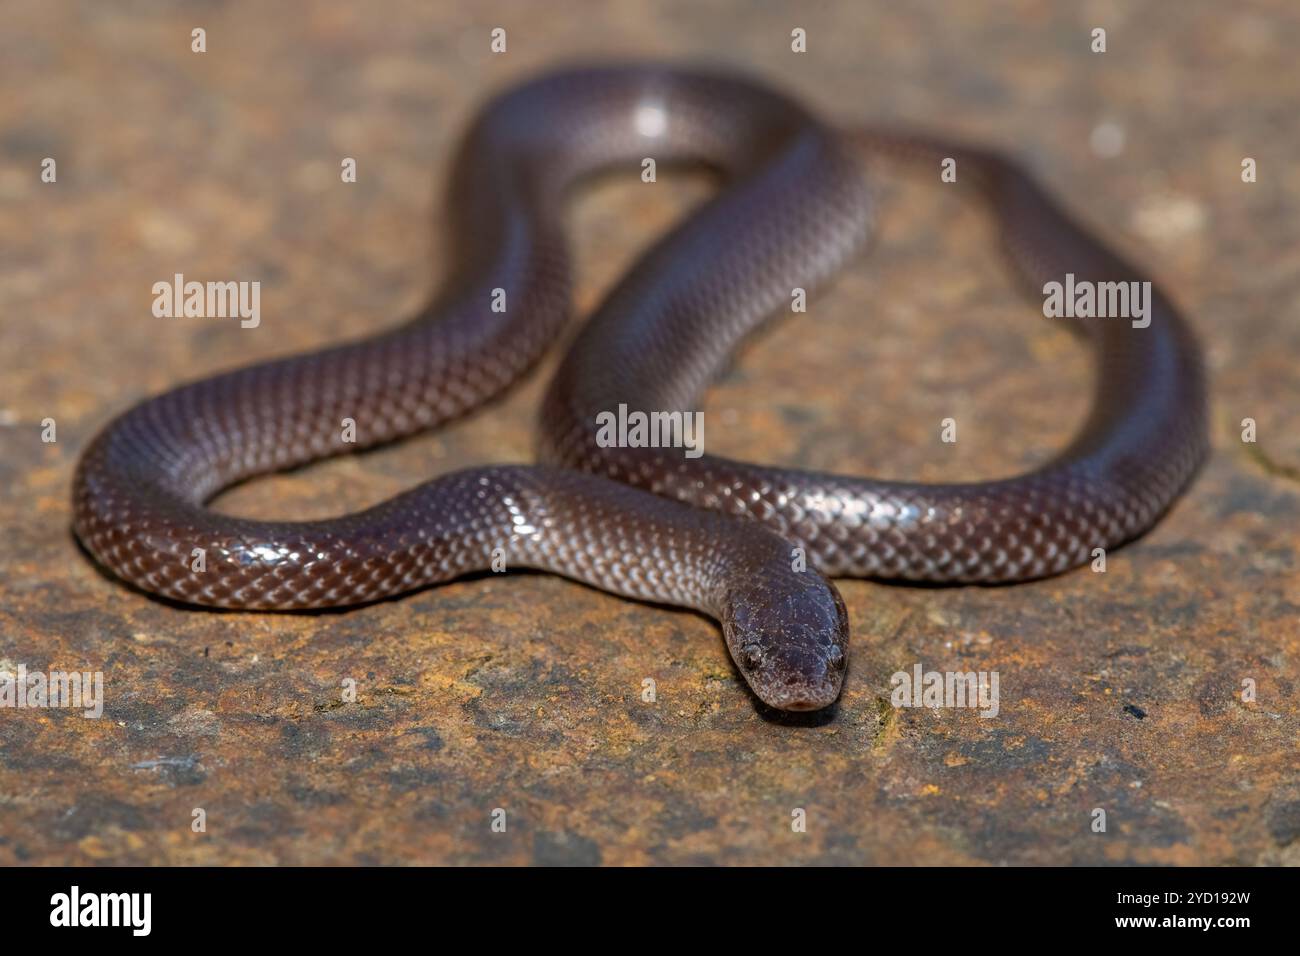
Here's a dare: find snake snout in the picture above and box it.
[750,642,844,711]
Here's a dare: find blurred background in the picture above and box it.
[1,0,1297,865]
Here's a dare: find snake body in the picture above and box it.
[72,66,1207,711]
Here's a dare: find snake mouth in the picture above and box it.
[782,698,831,712]
[757,674,843,712]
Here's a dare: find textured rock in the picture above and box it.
[0,0,1296,865]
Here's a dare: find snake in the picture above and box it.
[72,65,1208,712]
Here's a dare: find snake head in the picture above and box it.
[721,567,849,712]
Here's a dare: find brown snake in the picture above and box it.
[72,66,1208,711]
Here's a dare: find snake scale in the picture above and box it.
[73,65,1207,711]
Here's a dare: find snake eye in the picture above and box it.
[739,644,763,671]
[826,645,846,671]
